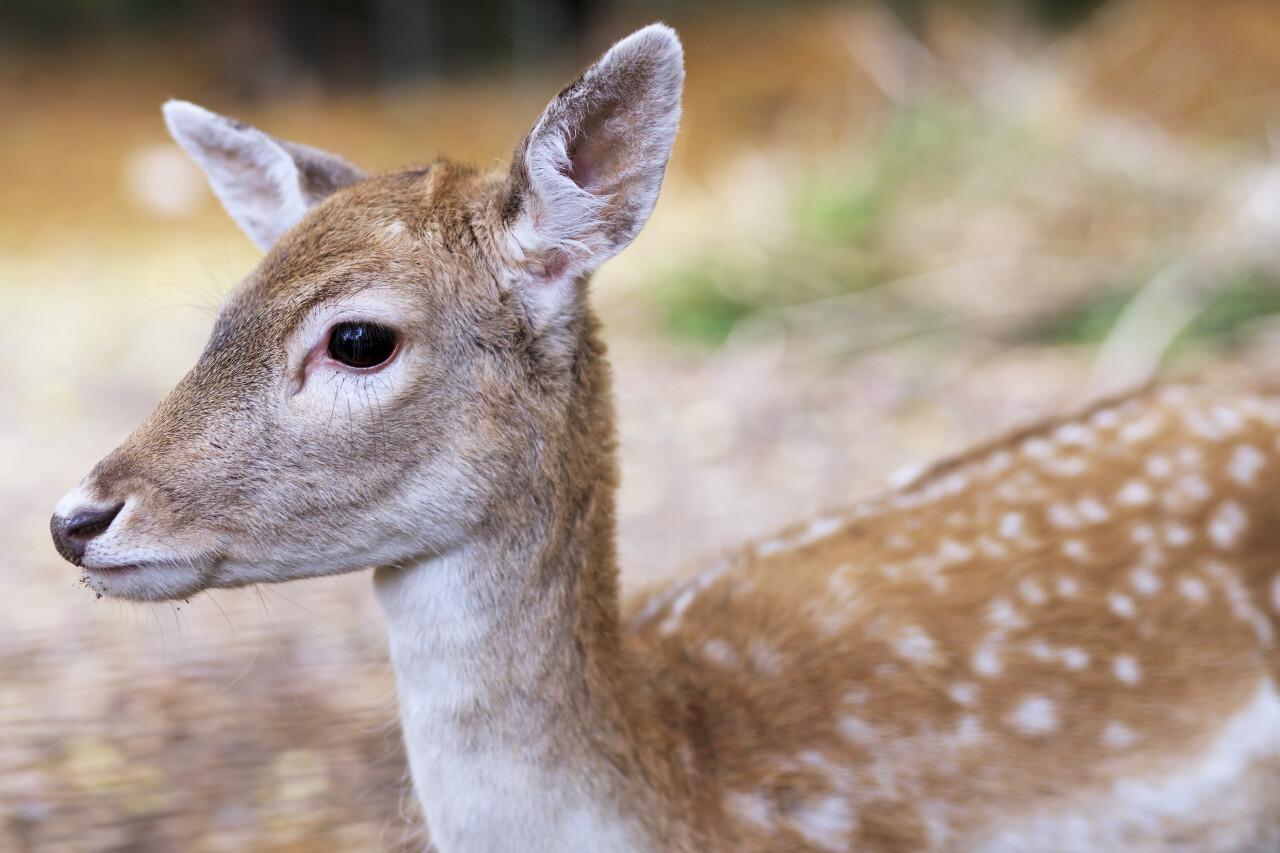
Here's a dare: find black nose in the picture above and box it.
[51,502,125,566]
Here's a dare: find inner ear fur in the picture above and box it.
[501,24,684,281]
[164,100,366,251]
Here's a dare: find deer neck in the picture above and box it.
[372,321,679,852]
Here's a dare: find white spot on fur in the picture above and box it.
[948,682,979,706]
[703,638,738,667]
[1164,522,1193,547]
[1208,500,1247,549]
[1183,409,1225,441]
[889,463,924,489]
[1204,560,1274,645]
[1047,502,1080,530]
[1027,640,1053,661]
[1061,647,1090,670]
[1114,655,1142,684]
[1120,414,1162,443]
[1022,437,1054,459]
[750,640,784,675]
[661,589,697,635]
[886,533,913,551]
[1130,567,1161,596]
[1179,575,1209,603]
[799,516,842,547]
[657,560,730,635]
[941,472,969,495]
[984,450,1014,477]
[976,536,1009,559]
[677,743,696,776]
[893,625,939,666]
[726,790,774,830]
[1103,721,1138,749]
[938,538,973,565]
[1145,454,1173,479]
[1077,497,1111,524]
[839,715,879,744]
[875,663,898,678]
[1164,474,1212,512]
[1182,475,1212,500]
[1056,575,1081,597]
[1062,539,1091,563]
[973,647,1003,677]
[1109,593,1136,618]
[757,538,788,557]
[1019,578,1048,605]
[1044,454,1088,478]
[995,469,1046,504]
[954,715,985,745]
[1177,445,1204,468]
[790,796,855,852]
[379,219,411,245]
[1212,405,1245,434]
[1229,444,1266,486]
[999,512,1024,539]
[1027,642,1089,670]
[1091,408,1120,429]
[1008,696,1058,735]
[1054,423,1094,446]
[1116,480,1153,506]
[987,598,1027,629]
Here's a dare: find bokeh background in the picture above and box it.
[6,0,1280,849]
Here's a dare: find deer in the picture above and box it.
[47,22,1280,852]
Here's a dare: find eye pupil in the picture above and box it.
[328,322,397,368]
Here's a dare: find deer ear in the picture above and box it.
[499,24,683,321]
[163,100,366,251]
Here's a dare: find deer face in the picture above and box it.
[50,25,684,601]
[52,169,524,600]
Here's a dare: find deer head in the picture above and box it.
[50,25,684,603]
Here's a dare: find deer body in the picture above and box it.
[50,24,1280,852]
[628,384,1280,851]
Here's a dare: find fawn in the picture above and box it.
[50,23,1280,853]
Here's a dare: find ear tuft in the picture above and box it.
[163,100,365,251]
[503,23,684,298]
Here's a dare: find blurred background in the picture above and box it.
[6,0,1280,849]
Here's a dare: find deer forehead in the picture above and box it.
[203,173,509,369]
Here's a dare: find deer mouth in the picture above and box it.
[79,558,212,603]
[82,563,142,575]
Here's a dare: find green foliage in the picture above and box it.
[653,267,757,346]
[1029,288,1135,345]
[1028,272,1280,349]
[652,95,1280,356]
[796,178,880,248]
[651,103,1033,346]
[1187,275,1280,345]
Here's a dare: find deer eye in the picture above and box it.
[327,322,397,368]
